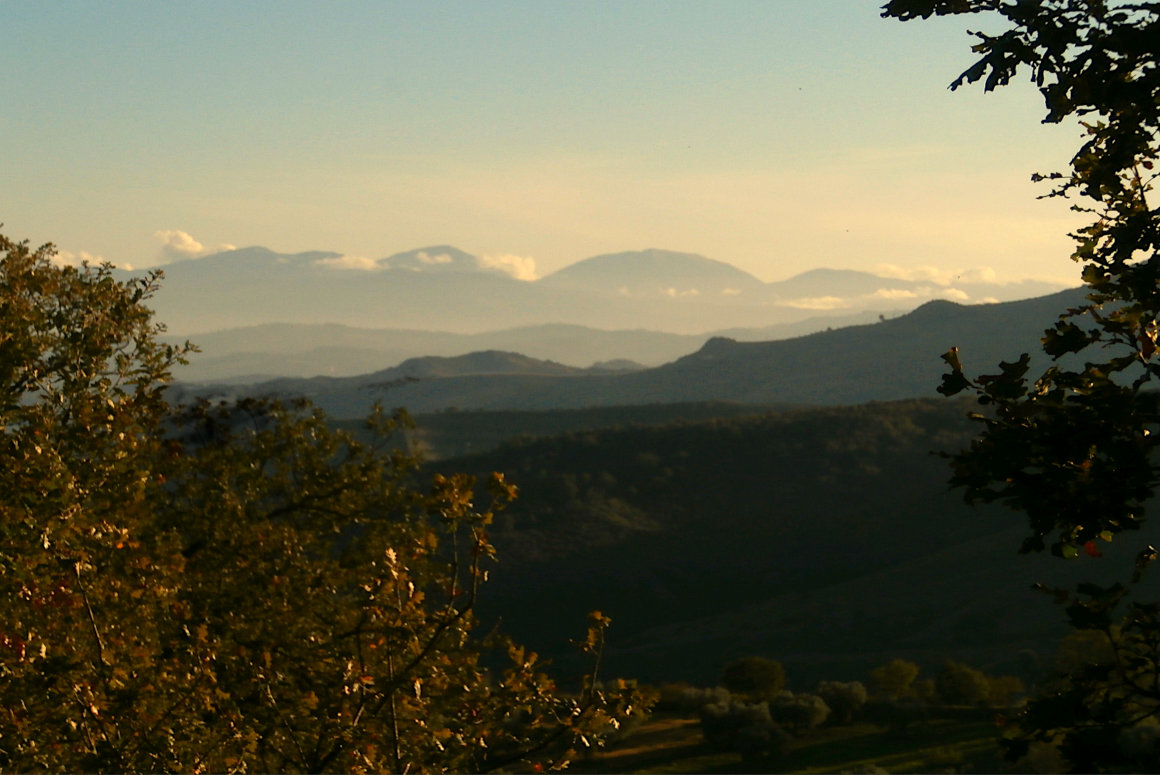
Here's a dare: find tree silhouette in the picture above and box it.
[885,1,1160,768]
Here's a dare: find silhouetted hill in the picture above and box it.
[370,350,583,380]
[615,287,1089,405]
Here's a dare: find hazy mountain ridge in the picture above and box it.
[168,311,900,383]
[132,245,1073,337]
[539,248,767,297]
[176,286,1089,418]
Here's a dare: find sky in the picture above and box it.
[2,1,1088,286]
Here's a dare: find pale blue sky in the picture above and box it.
[3,1,1084,284]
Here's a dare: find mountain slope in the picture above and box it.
[614,287,1087,405]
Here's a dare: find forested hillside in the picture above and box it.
[429,398,1160,687]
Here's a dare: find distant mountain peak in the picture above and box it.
[215,246,343,262]
[787,267,876,279]
[368,350,583,380]
[379,246,481,273]
[541,249,765,297]
[907,298,965,318]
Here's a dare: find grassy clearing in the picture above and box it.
[575,714,1003,774]
[781,719,1001,774]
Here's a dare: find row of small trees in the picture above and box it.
[654,655,1024,761]
[717,655,1023,710]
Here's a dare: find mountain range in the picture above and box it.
[167,312,898,383]
[173,286,1090,421]
[132,245,1069,340]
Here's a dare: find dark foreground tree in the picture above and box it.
[0,234,644,772]
[884,1,1160,769]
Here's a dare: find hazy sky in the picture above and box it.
[3,2,1086,284]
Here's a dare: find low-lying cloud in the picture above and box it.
[937,287,970,302]
[313,251,538,280]
[51,248,108,268]
[874,263,1000,286]
[787,284,975,311]
[871,288,919,300]
[480,253,538,281]
[155,230,236,262]
[785,295,850,310]
[314,255,381,270]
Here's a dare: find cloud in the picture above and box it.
[871,288,919,300]
[50,248,105,268]
[784,295,850,310]
[314,255,381,270]
[480,253,538,281]
[663,287,700,298]
[416,251,454,265]
[874,263,1002,286]
[958,267,999,284]
[938,287,970,301]
[155,230,236,262]
[720,288,742,296]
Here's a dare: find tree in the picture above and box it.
[883,0,1160,768]
[934,661,991,707]
[768,691,831,731]
[869,658,920,700]
[721,656,787,702]
[0,235,644,772]
[986,674,1027,709]
[0,235,193,772]
[816,680,868,724]
[697,698,788,760]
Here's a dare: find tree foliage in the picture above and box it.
[721,657,787,703]
[768,691,831,731]
[934,660,991,707]
[870,658,920,700]
[884,0,1160,768]
[0,235,643,772]
[815,680,868,724]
